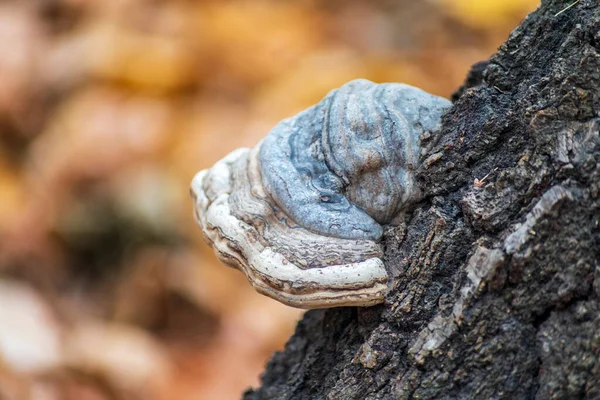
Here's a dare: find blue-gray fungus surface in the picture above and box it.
[259,79,451,241]
[191,79,451,308]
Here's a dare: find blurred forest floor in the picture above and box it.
[0,1,537,399]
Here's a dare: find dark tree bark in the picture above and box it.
[245,1,600,398]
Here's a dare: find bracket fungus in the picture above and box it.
[190,79,451,309]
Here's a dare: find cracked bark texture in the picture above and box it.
[244,1,600,399]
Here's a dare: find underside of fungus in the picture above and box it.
[191,79,451,308]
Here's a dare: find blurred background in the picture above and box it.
[0,0,537,399]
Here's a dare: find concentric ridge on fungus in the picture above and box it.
[190,79,451,308]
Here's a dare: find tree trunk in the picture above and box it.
[245,1,600,398]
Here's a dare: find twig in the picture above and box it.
[554,0,580,17]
